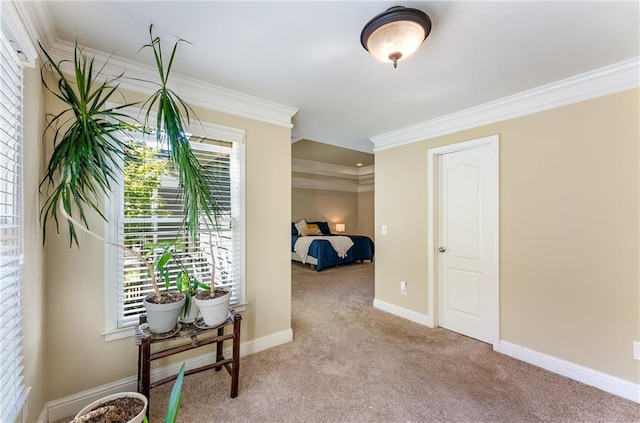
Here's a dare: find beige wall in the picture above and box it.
[291,187,374,238]
[22,61,47,422]
[357,190,374,240]
[375,89,640,384]
[43,86,292,400]
[292,187,358,234]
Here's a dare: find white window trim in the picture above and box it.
[102,112,246,341]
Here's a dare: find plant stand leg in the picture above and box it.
[138,333,151,417]
[215,326,224,372]
[231,313,241,398]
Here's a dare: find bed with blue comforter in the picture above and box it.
[291,221,374,271]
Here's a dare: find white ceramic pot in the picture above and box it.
[179,298,200,324]
[74,392,148,423]
[143,293,185,333]
[194,289,230,327]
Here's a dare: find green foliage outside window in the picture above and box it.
[122,140,172,249]
[124,140,170,219]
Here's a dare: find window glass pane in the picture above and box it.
[115,133,241,328]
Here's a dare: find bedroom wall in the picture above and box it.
[292,187,358,234]
[291,186,374,238]
[374,88,640,384]
[43,84,293,400]
[358,190,374,240]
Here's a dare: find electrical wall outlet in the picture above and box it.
[633,341,640,360]
[400,281,407,295]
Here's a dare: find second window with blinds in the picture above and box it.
[104,122,245,340]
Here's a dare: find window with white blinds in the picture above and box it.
[0,32,27,423]
[107,131,244,329]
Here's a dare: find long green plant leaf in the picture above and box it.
[39,41,138,247]
[142,362,186,423]
[140,25,221,239]
[165,362,186,423]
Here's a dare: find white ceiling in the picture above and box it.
[42,1,639,153]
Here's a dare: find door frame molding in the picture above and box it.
[426,134,500,350]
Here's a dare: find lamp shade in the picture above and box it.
[361,6,432,68]
[335,223,345,233]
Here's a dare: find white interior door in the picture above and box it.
[436,143,497,344]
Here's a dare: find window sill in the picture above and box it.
[102,326,135,342]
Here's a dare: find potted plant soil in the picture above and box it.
[70,392,147,423]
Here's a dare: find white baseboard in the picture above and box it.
[500,340,640,404]
[36,406,48,423]
[373,298,433,327]
[239,328,293,355]
[368,301,639,404]
[46,328,293,422]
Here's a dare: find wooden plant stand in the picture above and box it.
[135,311,242,411]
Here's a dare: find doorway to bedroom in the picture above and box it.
[291,139,375,265]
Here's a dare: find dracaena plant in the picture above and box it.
[40,25,222,301]
[164,362,186,423]
[39,41,136,247]
[140,25,221,240]
[143,362,186,423]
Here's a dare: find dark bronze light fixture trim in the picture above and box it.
[361,6,432,69]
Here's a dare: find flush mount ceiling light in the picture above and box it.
[360,5,432,69]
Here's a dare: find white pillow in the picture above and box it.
[294,219,308,235]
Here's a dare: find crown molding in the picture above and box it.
[292,177,373,193]
[1,1,38,66]
[15,1,297,129]
[46,39,298,128]
[357,183,374,193]
[292,158,374,179]
[292,158,375,192]
[372,57,640,151]
[10,0,58,58]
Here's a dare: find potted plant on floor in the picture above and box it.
[70,392,147,423]
[39,25,225,333]
[70,362,186,423]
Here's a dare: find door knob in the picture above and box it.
[438,247,446,253]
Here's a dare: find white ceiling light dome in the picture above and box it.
[361,6,432,69]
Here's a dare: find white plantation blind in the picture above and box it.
[112,134,243,328]
[0,32,26,423]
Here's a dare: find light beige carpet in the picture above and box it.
[143,261,639,422]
